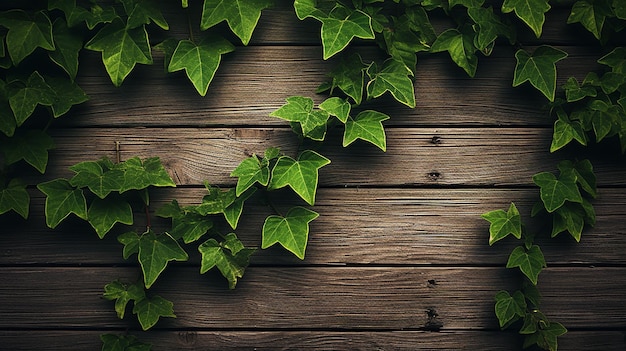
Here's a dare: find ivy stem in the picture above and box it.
[186,8,195,43]
[145,204,151,231]
[264,192,283,217]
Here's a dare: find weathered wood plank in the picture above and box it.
[59,46,601,128]
[2,188,625,266]
[1,330,624,351]
[0,267,624,330]
[37,127,626,187]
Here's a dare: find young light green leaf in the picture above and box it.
[501,0,550,38]
[1,130,54,173]
[198,233,256,289]
[262,206,319,259]
[319,97,351,123]
[343,110,390,151]
[366,59,415,108]
[532,170,583,212]
[481,202,522,245]
[8,71,55,126]
[45,76,89,117]
[138,230,188,288]
[506,245,546,285]
[132,295,176,330]
[121,0,169,30]
[0,10,55,65]
[85,18,153,87]
[103,281,146,319]
[317,6,375,59]
[200,0,273,45]
[325,53,366,104]
[167,37,235,96]
[118,231,141,259]
[269,150,330,205]
[523,322,567,351]
[37,178,87,228]
[100,334,152,351]
[494,290,526,328]
[223,187,256,229]
[231,155,270,196]
[270,96,330,140]
[431,28,478,77]
[558,159,596,197]
[513,46,568,102]
[567,0,613,40]
[294,0,328,20]
[0,178,29,219]
[49,18,82,80]
[88,196,134,239]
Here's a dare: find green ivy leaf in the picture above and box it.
[494,290,526,329]
[343,110,390,151]
[167,37,235,96]
[156,200,214,243]
[85,18,153,87]
[196,185,236,215]
[481,202,522,245]
[513,46,568,102]
[87,196,134,239]
[563,77,597,102]
[0,79,16,137]
[614,0,626,19]
[0,178,29,219]
[550,111,587,152]
[567,0,614,40]
[100,334,151,351]
[69,159,123,198]
[262,206,319,259]
[198,233,256,289]
[138,230,188,288]
[501,0,551,38]
[1,130,54,173]
[121,0,169,30]
[523,322,567,351]
[0,10,55,65]
[132,295,176,330]
[366,59,415,108]
[223,187,256,229]
[551,201,594,241]
[116,157,176,193]
[200,0,273,45]
[270,96,330,141]
[319,97,351,123]
[45,76,89,117]
[84,4,118,30]
[558,159,596,197]
[325,53,366,104]
[49,19,83,81]
[269,150,330,205]
[48,0,92,28]
[8,71,55,126]
[532,170,583,213]
[118,231,141,259]
[231,155,270,196]
[37,178,87,228]
[382,16,425,73]
[468,6,515,52]
[103,281,146,319]
[506,245,546,285]
[598,47,626,74]
[430,28,478,77]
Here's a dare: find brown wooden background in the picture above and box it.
[1,1,626,350]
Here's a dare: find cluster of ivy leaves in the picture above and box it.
[2,0,625,350]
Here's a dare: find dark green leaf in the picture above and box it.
[615,0,626,19]
[45,76,89,117]
[0,10,54,65]
[269,150,330,205]
[118,231,141,259]
[48,0,92,28]
[262,206,319,259]
[132,295,176,330]
[0,80,16,137]
[85,18,153,87]
[532,170,583,212]
[343,110,390,151]
[506,245,546,285]
[501,0,551,38]
[567,0,614,40]
[84,4,118,30]
[481,202,522,245]
[597,47,626,74]
[8,71,55,126]
[69,159,124,198]
[382,16,425,73]
[49,19,83,80]
[103,281,146,319]
[1,130,54,173]
[326,53,366,104]
[198,233,256,289]
[563,76,597,102]
[552,202,591,241]
[200,0,273,45]
[88,196,134,239]
[550,112,588,152]
[121,0,169,30]
[270,96,330,141]
[0,178,29,219]
[523,322,567,351]
[116,157,176,193]
[138,230,188,288]
[430,28,478,77]
[366,59,415,108]
[167,37,234,96]
[196,185,237,215]
[449,0,485,8]
[513,46,568,102]
[223,187,256,229]
[494,290,526,329]
[37,178,87,228]
[468,6,515,52]
[558,159,596,197]
[100,334,151,351]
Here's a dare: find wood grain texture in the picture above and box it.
[0,267,624,330]
[1,330,624,351]
[34,127,626,187]
[2,188,625,266]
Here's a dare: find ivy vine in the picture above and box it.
[1,0,624,350]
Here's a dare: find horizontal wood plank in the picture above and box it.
[2,188,625,266]
[0,267,624,330]
[34,127,626,187]
[0,330,624,351]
